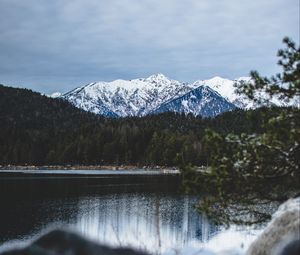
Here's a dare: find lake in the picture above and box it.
[0,170,260,254]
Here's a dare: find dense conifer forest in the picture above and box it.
[0,84,292,166]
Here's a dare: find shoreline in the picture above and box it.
[0,164,179,171]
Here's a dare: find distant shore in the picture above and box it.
[0,164,179,171]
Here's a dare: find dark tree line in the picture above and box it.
[0,84,292,166]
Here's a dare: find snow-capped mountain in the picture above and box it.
[153,85,236,117]
[193,76,253,108]
[63,74,203,117]
[197,76,299,109]
[62,74,269,118]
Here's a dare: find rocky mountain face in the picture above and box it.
[192,76,252,109]
[153,85,236,117]
[61,74,275,118]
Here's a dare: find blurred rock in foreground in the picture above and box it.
[0,229,149,255]
[247,197,300,255]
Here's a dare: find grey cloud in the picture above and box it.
[0,0,298,94]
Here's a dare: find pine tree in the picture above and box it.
[182,37,300,225]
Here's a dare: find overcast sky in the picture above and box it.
[0,0,299,94]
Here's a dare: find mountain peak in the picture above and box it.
[210,75,225,80]
[146,73,170,82]
[206,76,232,83]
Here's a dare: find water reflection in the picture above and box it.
[75,193,219,253]
[0,174,222,254]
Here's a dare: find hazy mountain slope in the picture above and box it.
[0,84,100,129]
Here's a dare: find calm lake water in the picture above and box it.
[0,170,260,254]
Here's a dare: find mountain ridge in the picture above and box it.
[152,85,237,117]
[62,74,245,118]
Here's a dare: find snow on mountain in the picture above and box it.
[62,74,295,118]
[195,76,299,109]
[153,86,236,117]
[192,76,253,108]
[63,74,199,117]
[49,92,62,98]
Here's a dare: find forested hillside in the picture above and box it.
[0,84,291,166]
